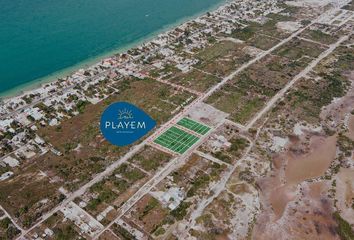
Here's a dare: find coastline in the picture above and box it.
[0,0,227,100]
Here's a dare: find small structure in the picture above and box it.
[3,156,20,167]
[161,187,185,210]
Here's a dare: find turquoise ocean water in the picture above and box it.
[0,0,225,96]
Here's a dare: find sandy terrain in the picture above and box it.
[253,181,341,240]
[285,135,337,185]
[277,21,302,33]
[286,0,342,7]
[320,72,354,127]
[347,115,354,140]
[335,167,354,224]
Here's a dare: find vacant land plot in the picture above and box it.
[270,45,354,125]
[194,40,252,77]
[247,34,281,51]
[125,194,169,235]
[124,154,226,238]
[35,78,195,191]
[150,62,182,80]
[154,126,199,154]
[343,0,354,11]
[206,54,305,124]
[177,117,211,135]
[231,13,295,42]
[27,212,81,240]
[169,69,221,92]
[111,222,141,240]
[199,123,250,164]
[128,146,171,173]
[0,217,20,239]
[300,24,343,45]
[78,162,148,220]
[0,164,63,228]
[274,37,327,64]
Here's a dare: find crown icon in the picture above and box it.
[118,109,133,119]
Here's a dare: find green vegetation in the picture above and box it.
[333,212,354,240]
[187,173,211,197]
[213,151,232,164]
[302,29,338,45]
[206,52,303,124]
[75,100,89,114]
[112,223,137,240]
[275,38,326,61]
[170,201,191,220]
[112,177,130,192]
[86,188,117,211]
[195,40,251,76]
[154,226,166,236]
[54,224,79,240]
[129,146,171,172]
[239,169,255,184]
[338,134,354,157]
[140,198,159,219]
[170,69,221,92]
[0,218,11,230]
[115,164,146,183]
[232,12,293,42]
[229,138,249,155]
[232,26,256,40]
[248,34,279,50]
[275,71,349,124]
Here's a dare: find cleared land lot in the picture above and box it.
[194,40,252,77]
[74,162,149,224]
[34,78,195,190]
[199,123,250,164]
[231,12,296,45]
[177,117,211,135]
[299,22,346,45]
[206,38,328,124]
[154,126,199,154]
[123,154,227,238]
[343,0,354,11]
[27,212,81,239]
[0,77,195,227]
[168,69,221,92]
[0,164,63,229]
[128,146,171,174]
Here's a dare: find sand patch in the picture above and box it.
[347,115,354,141]
[285,135,337,185]
[285,0,337,7]
[320,72,354,126]
[269,184,297,218]
[335,168,354,224]
[277,21,302,33]
[253,181,340,240]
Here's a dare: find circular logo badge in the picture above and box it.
[100,102,156,146]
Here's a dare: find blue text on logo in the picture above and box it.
[100,102,156,146]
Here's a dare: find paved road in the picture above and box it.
[0,205,24,233]
[93,119,225,239]
[245,33,353,130]
[182,129,257,238]
[93,10,343,237]
[18,3,351,239]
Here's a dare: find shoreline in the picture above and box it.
[0,0,227,100]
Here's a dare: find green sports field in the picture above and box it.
[154,126,199,154]
[177,117,211,135]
